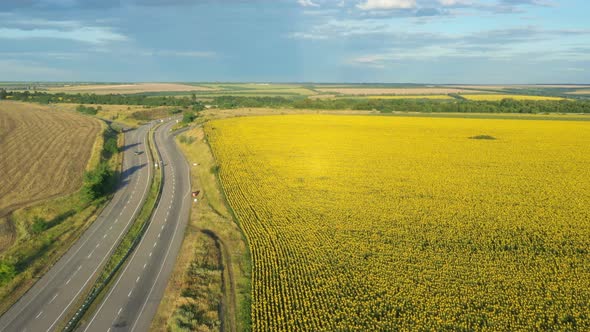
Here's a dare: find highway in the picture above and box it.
[80,120,191,332]
[0,124,153,332]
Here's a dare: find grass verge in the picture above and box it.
[151,125,251,332]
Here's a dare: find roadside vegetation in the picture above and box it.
[0,101,122,313]
[152,126,251,332]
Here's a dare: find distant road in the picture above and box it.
[80,120,191,331]
[0,124,152,332]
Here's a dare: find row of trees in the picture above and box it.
[211,96,590,114]
[0,90,205,109]
[2,89,589,113]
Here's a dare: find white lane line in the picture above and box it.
[49,293,58,304]
[77,265,82,272]
[114,219,119,223]
[47,128,153,332]
[128,290,133,297]
[143,263,147,269]
[35,311,43,319]
[158,232,161,238]
[136,276,140,283]
[103,234,107,239]
[161,225,164,230]
[65,278,72,285]
[153,242,157,248]
[88,122,184,332]
[149,252,152,257]
[87,251,94,259]
[107,328,111,332]
[96,243,100,249]
[130,189,192,332]
[117,308,123,315]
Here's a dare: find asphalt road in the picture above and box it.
[80,120,191,332]
[0,124,153,332]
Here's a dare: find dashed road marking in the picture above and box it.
[136,276,140,283]
[128,290,133,297]
[117,308,122,315]
[66,278,72,285]
[149,252,152,257]
[35,311,42,319]
[49,293,58,304]
[143,263,147,269]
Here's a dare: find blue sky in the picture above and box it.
[0,0,589,83]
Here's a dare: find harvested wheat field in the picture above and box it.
[48,83,215,94]
[315,87,489,95]
[208,115,590,331]
[0,101,101,218]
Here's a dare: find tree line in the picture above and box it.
[211,96,590,114]
[2,89,589,113]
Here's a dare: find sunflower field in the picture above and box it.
[205,115,590,331]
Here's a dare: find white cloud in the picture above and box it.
[142,50,216,57]
[0,25,127,44]
[298,0,319,7]
[438,0,472,5]
[357,0,416,10]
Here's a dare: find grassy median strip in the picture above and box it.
[63,123,163,332]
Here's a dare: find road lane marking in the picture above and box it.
[136,276,140,283]
[103,234,107,239]
[128,290,133,297]
[130,188,192,332]
[143,263,147,269]
[149,252,152,257]
[35,311,43,319]
[158,232,161,238]
[49,293,58,304]
[153,242,157,248]
[66,278,72,285]
[118,308,122,315]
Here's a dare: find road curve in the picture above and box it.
[0,124,153,332]
[81,120,191,332]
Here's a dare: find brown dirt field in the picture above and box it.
[315,87,490,95]
[0,101,101,218]
[48,83,216,95]
[566,89,590,95]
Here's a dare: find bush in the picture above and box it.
[182,111,197,124]
[0,261,16,286]
[76,105,98,115]
[31,217,48,235]
[82,162,114,202]
[103,137,119,156]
